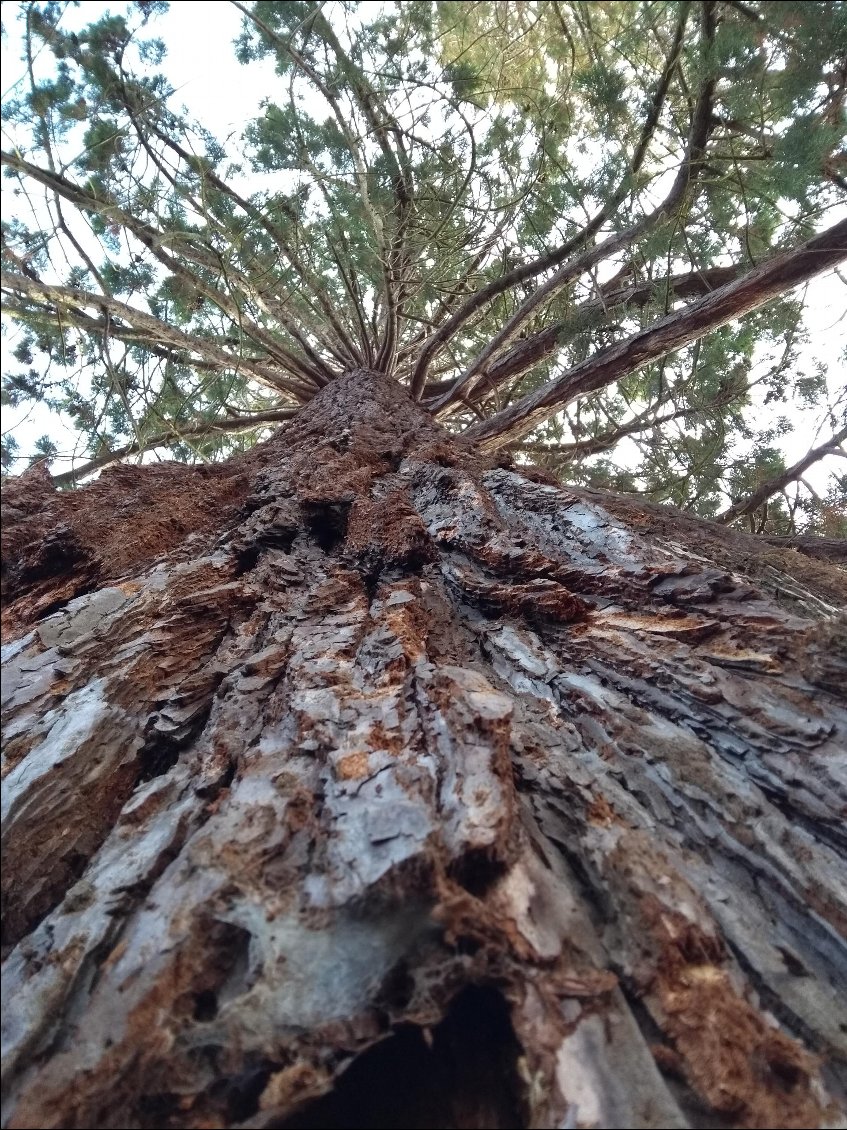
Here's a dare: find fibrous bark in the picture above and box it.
[2,371,845,1130]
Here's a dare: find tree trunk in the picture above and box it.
[2,371,845,1130]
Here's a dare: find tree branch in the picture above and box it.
[717,423,847,525]
[464,218,847,450]
[1,150,330,388]
[430,2,717,413]
[1,270,316,400]
[421,266,740,403]
[408,0,693,398]
[48,407,298,489]
[137,112,362,368]
[232,1,397,367]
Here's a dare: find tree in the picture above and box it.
[2,3,847,1128]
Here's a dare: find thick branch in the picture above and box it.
[465,218,847,450]
[512,400,708,463]
[137,114,362,367]
[717,423,847,525]
[756,535,847,562]
[0,150,330,388]
[422,266,740,403]
[232,1,397,361]
[308,8,414,373]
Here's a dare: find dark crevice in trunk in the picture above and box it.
[180,920,255,1026]
[446,847,509,898]
[1,847,90,954]
[138,736,184,782]
[272,987,527,1130]
[33,591,93,622]
[222,1064,276,1124]
[754,780,847,855]
[194,755,237,801]
[302,502,352,553]
[140,685,225,783]
[541,824,617,928]
[374,959,416,1013]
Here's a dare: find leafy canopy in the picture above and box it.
[1,0,845,534]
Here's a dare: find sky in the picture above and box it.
[1,1,845,496]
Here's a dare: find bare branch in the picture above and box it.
[49,407,298,489]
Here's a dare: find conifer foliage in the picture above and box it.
[2,0,846,530]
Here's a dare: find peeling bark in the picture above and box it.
[2,371,845,1130]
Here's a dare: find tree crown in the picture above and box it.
[2,0,845,533]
